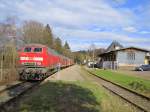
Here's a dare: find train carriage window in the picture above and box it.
[24,47,32,52]
[34,48,42,52]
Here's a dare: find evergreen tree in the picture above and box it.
[64,41,70,50]
[43,24,54,48]
[63,41,73,58]
[54,37,62,54]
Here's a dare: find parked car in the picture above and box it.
[87,62,97,68]
[135,65,150,71]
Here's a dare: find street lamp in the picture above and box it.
[89,43,96,69]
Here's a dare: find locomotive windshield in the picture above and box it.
[34,48,42,52]
[24,47,32,52]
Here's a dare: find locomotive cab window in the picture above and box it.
[34,48,42,52]
[24,47,32,52]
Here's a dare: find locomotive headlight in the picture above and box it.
[33,57,43,61]
[20,57,29,60]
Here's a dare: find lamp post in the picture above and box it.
[89,43,96,69]
[92,48,94,68]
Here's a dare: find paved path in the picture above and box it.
[45,65,86,81]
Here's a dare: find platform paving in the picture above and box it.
[45,65,86,81]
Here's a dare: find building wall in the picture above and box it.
[117,51,145,67]
[145,56,150,64]
[116,51,127,66]
[135,51,145,65]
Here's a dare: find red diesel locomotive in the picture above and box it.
[18,44,73,80]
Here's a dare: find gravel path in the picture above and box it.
[45,65,86,81]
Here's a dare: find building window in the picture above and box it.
[127,52,135,60]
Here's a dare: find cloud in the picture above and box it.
[53,27,150,51]
[0,0,149,51]
[69,40,109,51]
[139,31,150,34]
[54,27,150,43]
[114,0,127,3]
[123,26,137,32]
[110,0,127,5]
[1,0,135,28]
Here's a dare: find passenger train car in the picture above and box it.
[18,44,73,80]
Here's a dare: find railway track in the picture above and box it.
[0,70,58,112]
[0,81,26,94]
[0,81,40,112]
[83,68,150,112]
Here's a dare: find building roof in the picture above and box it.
[99,46,150,57]
[106,41,124,52]
[114,46,150,52]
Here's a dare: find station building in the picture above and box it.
[98,41,150,70]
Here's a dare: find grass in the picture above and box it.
[15,81,137,112]
[90,69,150,97]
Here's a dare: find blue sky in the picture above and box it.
[0,0,150,51]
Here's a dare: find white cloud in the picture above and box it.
[0,3,5,8]
[70,41,108,51]
[114,0,127,4]
[0,0,149,50]
[7,0,134,28]
[123,26,137,32]
[54,27,150,43]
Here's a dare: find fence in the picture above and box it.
[0,43,19,85]
[103,61,118,70]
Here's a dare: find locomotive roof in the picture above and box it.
[24,43,47,48]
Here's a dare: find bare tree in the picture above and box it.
[22,20,44,44]
[0,17,18,84]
